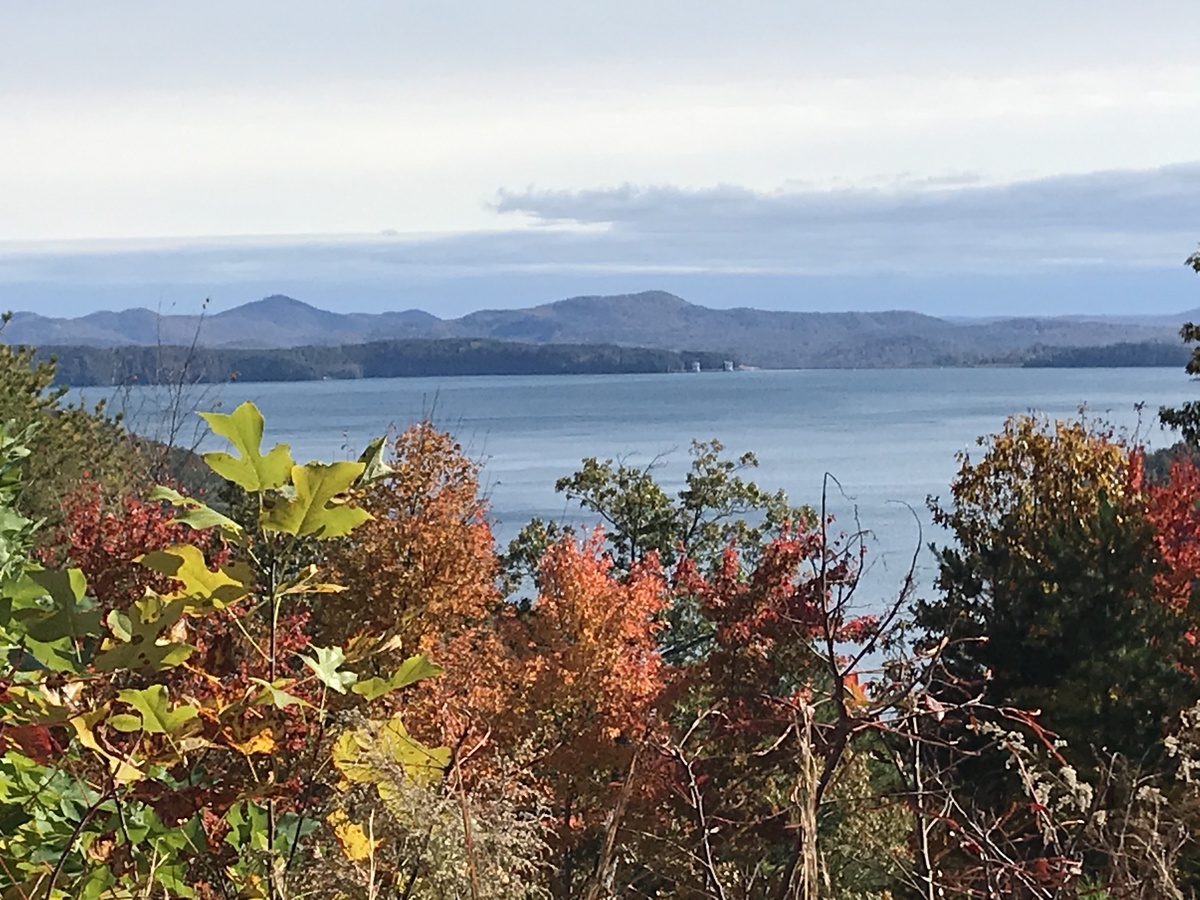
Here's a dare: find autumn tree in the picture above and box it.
[626,523,908,899]
[399,532,669,898]
[918,414,1197,765]
[321,424,673,897]
[321,423,501,662]
[509,439,812,577]
[507,439,814,664]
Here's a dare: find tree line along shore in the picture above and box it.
[28,336,1192,386]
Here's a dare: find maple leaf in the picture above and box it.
[23,568,99,640]
[109,685,199,734]
[138,544,252,613]
[200,401,295,492]
[93,594,194,672]
[262,461,370,538]
[302,645,358,694]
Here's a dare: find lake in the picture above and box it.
[86,367,1200,603]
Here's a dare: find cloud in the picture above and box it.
[543,166,1200,275]
[1,164,1197,312]
[489,162,1200,244]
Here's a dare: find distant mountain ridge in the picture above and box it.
[7,292,1191,369]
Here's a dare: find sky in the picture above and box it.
[3,1,1199,319]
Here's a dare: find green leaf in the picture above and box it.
[8,569,102,670]
[138,544,252,613]
[93,594,193,672]
[0,803,31,834]
[22,569,101,644]
[352,654,444,700]
[262,461,370,538]
[200,401,294,492]
[111,685,198,734]
[22,637,82,673]
[148,485,245,541]
[301,645,358,694]
[249,677,313,710]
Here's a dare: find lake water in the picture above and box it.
[85,367,1200,604]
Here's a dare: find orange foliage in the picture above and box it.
[397,529,668,895]
[413,531,667,770]
[514,532,666,759]
[325,424,669,775]
[321,423,501,659]
[323,424,672,892]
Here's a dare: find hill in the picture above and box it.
[6,291,1189,369]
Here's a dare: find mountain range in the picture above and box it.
[8,292,1196,369]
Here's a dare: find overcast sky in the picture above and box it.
[3,2,1199,318]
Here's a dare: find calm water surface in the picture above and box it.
[87,368,1199,602]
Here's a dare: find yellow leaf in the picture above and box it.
[262,461,371,538]
[69,709,144,785]
[226,727,276,757]
[327,809,380,863]
[331,715,451,789]
[200,401,294,492]
[278,564,348,596]
[223,869,269,900]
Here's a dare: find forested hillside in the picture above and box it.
[38,338,730,386]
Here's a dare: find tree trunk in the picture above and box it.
[783,702,824,900]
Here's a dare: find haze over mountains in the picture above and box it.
[8,292,1194,370]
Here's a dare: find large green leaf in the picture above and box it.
[262,461,370,538]
[138,544,252,613]
[22,569,101,644]
[200,401,294,492]
[9,569,102,670]
[109,685,198,734]
[352,654,444,700]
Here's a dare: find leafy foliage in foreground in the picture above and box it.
[0,401,447,898]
